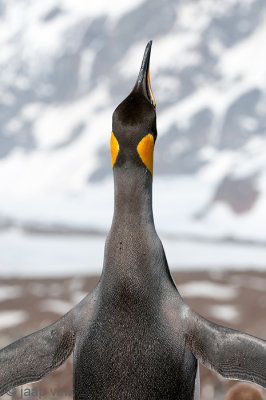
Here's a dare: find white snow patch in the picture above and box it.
[155,75,181,103]
[0,230,105,277]
[40,299,73,314]
[59,0,146,20]
[178,281,237,300]
[209,305,239,322]
[79,49,95,91]
[198,151,235,182]
[33,88,110,149]
[163,238,266,270]
[0,311,28,330]
[204,201,266,242]
[0,104,112,195]
[219,13,266,87]
[0,286,22,302]
[0,0,146,86]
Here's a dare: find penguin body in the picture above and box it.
[0,42,265,400]
[74,285,196,399]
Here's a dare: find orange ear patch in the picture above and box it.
[110,132,119,167]
[137,134,154,176]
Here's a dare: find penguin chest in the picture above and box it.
[73,307,197,400]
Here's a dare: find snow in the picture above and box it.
[33,87,110,150]
[59,0,146,20]
[209,305,239,323]
[0,230,105,277]
[204,201,266,242]
[178,281,237,300]
[154,10,266,141]
[163,237,266,270]
[0,0,147,79]
[40,299,73,314]
[198,151,235,182]
[218,12,266,87]
[0,286,22,302]
[0,311,28,330]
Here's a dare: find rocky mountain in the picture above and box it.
[1,0,266,245]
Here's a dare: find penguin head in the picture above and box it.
[111,41,156,177]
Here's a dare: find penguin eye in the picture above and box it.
[110,132,119,167]
[137,134,154,176]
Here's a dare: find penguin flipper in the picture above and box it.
[184,309,266,388]
[0,310,76,396]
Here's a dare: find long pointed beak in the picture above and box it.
[134,41,156,107]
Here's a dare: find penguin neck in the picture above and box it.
[101,166,161,282]
[100,166,175,296]
[112,167,154,224]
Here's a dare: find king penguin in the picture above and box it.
[0,42,266,400]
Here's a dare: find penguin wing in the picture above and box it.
[0,310,76,396]
[184,308,266,388]
[0,290,97,396]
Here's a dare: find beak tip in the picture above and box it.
[145,40,152,55]
[137,41,153,83]
[134,40,155,106]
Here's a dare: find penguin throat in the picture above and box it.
[112,167,154,225]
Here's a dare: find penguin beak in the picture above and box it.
[134,41,156,107]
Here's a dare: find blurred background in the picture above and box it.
[0,0,266,398]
